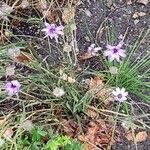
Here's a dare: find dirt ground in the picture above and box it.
[75,0,150,149]
[1,0,150,149]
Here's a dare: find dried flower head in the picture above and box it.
[3,127,13,140]
[109,66,118,75]
[5,80,21,96]
[53,87,65,97]
[0,2,13,20]
[104,42,126,62]
[42,22,64,42]
[112,87,128,102]
[22,120,34,131]
[87,44,101,56]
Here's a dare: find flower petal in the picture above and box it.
[90,44,95,48]
[94,47,101,51]
[106,44,114,50]
[104,50,112,56]
[112,90,118,96]
[116,41,124,49]
[121,88,125,93]
[44,22,50,27]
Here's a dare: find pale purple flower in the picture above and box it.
[104,42,126,62]
[87,44,101,56]
[112,87,128,102]
[5,80,21,96]
[41,22,64,42]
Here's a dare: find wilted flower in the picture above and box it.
[5,65,15,77]
[87,44,101,56]
[53,87,65,97]
[109,66,118,75]
[7,47,21,59]
[42,22,64,42]
[0,139,5,148]
[0,2,13,20]
[22,120,34,131]
[104,41,126,62]
[3,127,13,140]
[5,80,21,96]
[112,87,128,102]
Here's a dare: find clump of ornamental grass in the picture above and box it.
[104,29,150,102]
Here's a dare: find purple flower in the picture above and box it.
[5,80,21,96]
[104,42,126,62]
[112,87,128,102]
[87,44,101,56]
[42,22,64,42]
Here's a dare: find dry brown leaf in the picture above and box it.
[126,131,148,143]
[135,131,148,143]
[86,77,113,104]
[62,7,76,24]
[84,143,95,150]
[126,131,133,141]
[78,52,93,61]
[136,0,149,5]
[86,107,97,118]
[62,119,79,137]
[78,120,112,148]
[14,52,33,63]
[43,10,59,23]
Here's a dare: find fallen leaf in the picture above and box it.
[42,10,59,23]
[86,106,97,118]
[135,131,148,143]
[86,77,113,104]
[62,119,79,137]
[78,52,93,61]
[126,131,133,141]
[14,52,33,63]
[126,131,148,143]
[78,120,113,148]
[136,0,149,5]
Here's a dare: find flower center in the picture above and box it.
[113,48,118,53]
[117,94,122,99]
[49,27,56,34]
[11,84,16,89]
